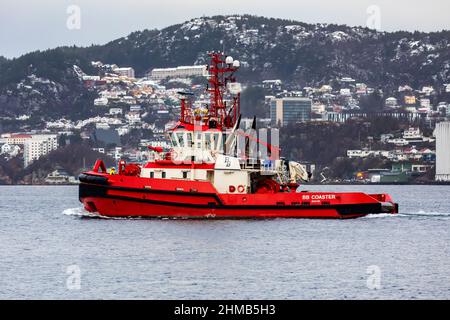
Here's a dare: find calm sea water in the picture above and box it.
[0,185,449,299]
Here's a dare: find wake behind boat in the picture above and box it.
[79,52,398,219]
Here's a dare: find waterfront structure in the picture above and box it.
[149,65,207,80]
[45,169,77,184]
[270,97,312,126]
[23,134,58,167]
[435,122,450,181]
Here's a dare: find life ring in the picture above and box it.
[237,185,245,193]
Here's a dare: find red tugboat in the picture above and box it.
[79,52,398,219]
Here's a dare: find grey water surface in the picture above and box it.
[0,185,449,299]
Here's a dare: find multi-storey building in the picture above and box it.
[23,134,58,167]
[270,97,312,126]
[435,122,450,181]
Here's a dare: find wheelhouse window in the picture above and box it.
[203,132,212,149]
[212,132,221,150]
[195,132,202,148]
[170,133,178,147]
[186,132,193,147]
[176,132,185,147]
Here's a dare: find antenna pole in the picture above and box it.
[206,52,239,128]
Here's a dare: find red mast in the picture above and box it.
[206,51,240,129]
[176,52,241,130]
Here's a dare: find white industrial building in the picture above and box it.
[24,134,58,167]
[435,122,450,181]
[149,65,207,80]
[113,67,135,78]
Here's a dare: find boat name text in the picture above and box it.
[302,194,336,200]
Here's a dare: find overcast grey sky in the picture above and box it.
[1,0,449,58]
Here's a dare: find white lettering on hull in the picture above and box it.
[302,194,336,201]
